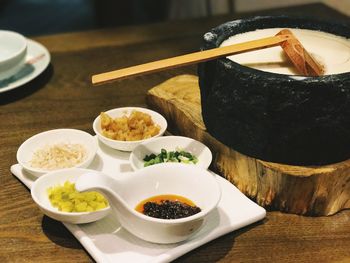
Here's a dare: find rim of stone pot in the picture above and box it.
[201,15,350,82]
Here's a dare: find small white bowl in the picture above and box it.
[0,30,27,80]
[75,163,221,243]
[17,129,98,177]
[130,136,212,170]
[93,107,167,152]
[31,168,111,224]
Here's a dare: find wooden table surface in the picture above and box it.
[1,3,349,263]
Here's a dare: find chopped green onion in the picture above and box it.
[143,148,198,167]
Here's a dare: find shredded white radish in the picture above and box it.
[29,143,87,170]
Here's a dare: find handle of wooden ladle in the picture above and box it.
[91,29,324,85]
[91,34,292,85]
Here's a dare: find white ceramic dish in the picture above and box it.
[0,30,27,80]
[0,38,50,93]
[17,129,98,177]
[31,168,110,224]
[93,107,167,151]
[11,136,266,262]
[75,163,221,243]
[130,136,212,170]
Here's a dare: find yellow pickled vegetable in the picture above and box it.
[47,181,108,212]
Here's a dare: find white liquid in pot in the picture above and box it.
[221,28,350,75]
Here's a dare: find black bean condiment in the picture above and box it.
[143,200,201,219]
[135,194,201,219]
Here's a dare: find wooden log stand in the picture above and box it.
[147,74,350,216]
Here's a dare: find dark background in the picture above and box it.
[4,0,347,37]
[0,0,196,36]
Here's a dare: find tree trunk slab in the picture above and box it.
[146,74,350,216]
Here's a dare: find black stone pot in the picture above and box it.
[198,16,350,165]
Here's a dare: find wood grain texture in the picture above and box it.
[0,32,198,263]
[1,3,350,263]
[147,75,350,216]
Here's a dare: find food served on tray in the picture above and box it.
[135,194,201,219]
[100,110,160,141]
[47,181,108,212]
[143,148,198,167]
[29,143,87,170]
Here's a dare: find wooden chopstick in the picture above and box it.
[92,34,292,85]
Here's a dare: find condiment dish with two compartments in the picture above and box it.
[75,163,222,243]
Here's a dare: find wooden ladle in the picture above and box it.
[92,29,324,85]
[277,29,324,76]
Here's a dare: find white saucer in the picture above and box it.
[0,38,50,93]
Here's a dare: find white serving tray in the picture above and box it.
[11,138,266,263]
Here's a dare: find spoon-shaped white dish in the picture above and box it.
[75,163,221,244]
